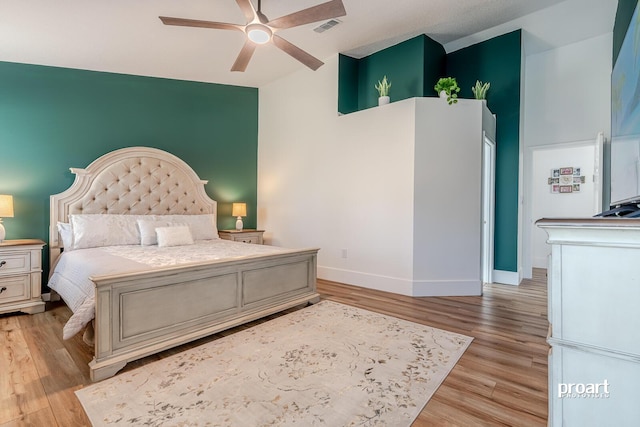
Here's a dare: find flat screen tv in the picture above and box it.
[611,2,640,206]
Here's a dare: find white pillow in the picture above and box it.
[69,214,141,250]
[57,222,74,249]
[137,220,183,246]
[156,226,194,247]
[67,213,217,249]
[150,214,219,240]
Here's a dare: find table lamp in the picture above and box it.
[232,202,247,231]
[0,195,14,242]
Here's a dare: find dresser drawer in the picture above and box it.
[0,275,30,303]
[0,252,31,276]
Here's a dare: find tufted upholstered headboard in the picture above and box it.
[49,146,217,265]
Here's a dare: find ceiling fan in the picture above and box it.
[159,0,346,72]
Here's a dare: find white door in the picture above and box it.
[530,137,604,269]
[481,133,496,285]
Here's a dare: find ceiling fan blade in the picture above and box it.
[231,40,257,72]
[267,0,346,29]
[235,0,257,23]
[272,35,324,71]
[159,16,242,32]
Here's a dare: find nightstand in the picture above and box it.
[0,239,46,315]
[218,229,265,244]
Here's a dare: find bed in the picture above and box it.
[48,146,319,381]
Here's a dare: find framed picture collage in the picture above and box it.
[548,167,586,194]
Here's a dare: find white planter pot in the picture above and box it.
[439,90,448,100]
[378,96,390,106]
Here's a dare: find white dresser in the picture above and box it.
[537,218,640,426]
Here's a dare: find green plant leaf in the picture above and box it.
[435,77,460,104]
[375,75,391,97]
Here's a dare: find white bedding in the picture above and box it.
[48,240,286,339]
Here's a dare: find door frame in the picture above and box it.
[482,132,496,285]
[522,133,605,278]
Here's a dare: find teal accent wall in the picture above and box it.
[338,55,359,115]
[0,61,258,275]
[446,30,522,273]
[338,35,445,114]
[422,37,447,96]
[613,0,640,65]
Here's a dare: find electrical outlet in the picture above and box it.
[341,248,348,259]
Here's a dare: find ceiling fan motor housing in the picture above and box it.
[246,23,272,44]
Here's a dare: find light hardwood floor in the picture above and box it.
[1,270,548,426]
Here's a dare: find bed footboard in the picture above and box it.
[89,249,319,381]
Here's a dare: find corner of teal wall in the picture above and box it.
[357,36,429,109]
[338,35,447,113]
[338,54,359,115]
[422,36,447,97]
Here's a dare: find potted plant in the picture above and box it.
[434,77,460,105]
[471,80,490,101]
[375,76,392,106]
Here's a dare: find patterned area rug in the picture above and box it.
[76,300,472,426]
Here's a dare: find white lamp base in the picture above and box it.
[235,217,244,231]
[0,221,5,243]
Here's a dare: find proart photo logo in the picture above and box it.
[558,380,610,399]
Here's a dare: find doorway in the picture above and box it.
[526,135,604,272]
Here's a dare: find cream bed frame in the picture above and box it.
[49,146,319,381]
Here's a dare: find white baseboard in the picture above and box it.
[492,269,521,286]
[412,279,482,296]
[318,266,414,295]
[318,266,482,297]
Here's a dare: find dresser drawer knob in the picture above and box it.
[0,260,6,268]
[0,286,6,294]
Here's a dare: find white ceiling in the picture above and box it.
[0,0,587,87]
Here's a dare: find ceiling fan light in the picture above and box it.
[246,24,271,44]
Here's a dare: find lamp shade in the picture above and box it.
[0,195,14,218]
[232,203,247,217]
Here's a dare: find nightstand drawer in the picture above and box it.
[0,275,30,303]
[0,252,31,276]
[218,230,264,245]
[237,236,260,244]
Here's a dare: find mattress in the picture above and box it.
[48,240,286,339]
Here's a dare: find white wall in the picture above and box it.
[523,33,612,148]
[259,0,617,290]
[412,99,488,296]
[530,143,602,268]
[259,60,491,295]
[258,55,418,295]
[522,33,613,277]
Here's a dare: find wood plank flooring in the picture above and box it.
[0,269,548,426]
